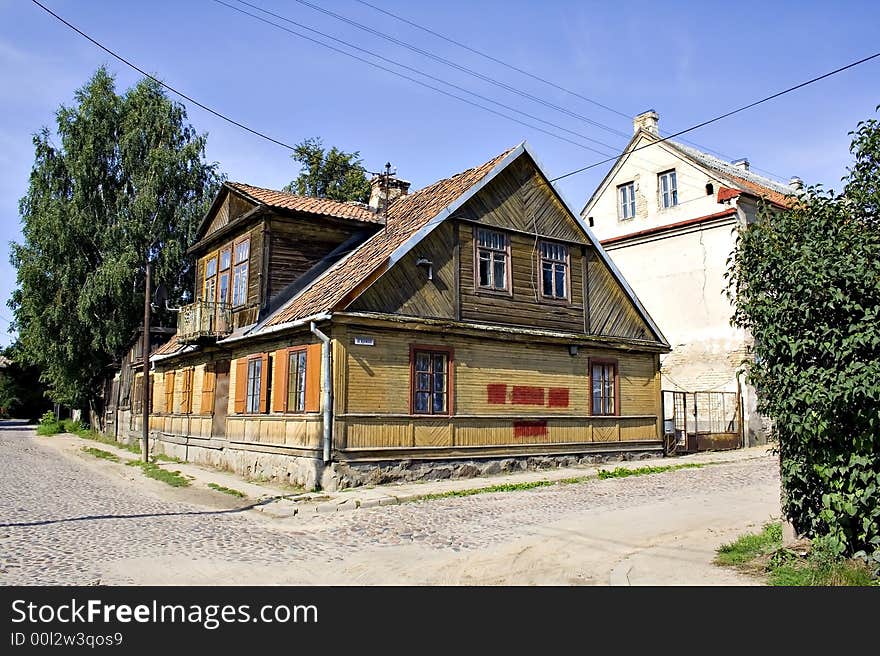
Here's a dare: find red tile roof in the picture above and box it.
[716,186,742,203]
[226,182,384,224]
[723,174,795,208]
[262,146,516,328]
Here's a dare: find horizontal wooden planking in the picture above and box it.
[339,415,655,449]
[225,416,322,448]
[343,326,659,417]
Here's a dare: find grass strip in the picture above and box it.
[207,482,246,498]
[597,462,706,479]
[81,446,121,463]
[126,460,191,488]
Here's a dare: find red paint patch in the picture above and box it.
[548,387,570,408]
[486,383,507,405]
[511,386,545,405]
[513,420,548,438]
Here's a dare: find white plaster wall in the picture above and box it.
[586,136,730,241]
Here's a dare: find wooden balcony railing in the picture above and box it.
[177,301,232,343]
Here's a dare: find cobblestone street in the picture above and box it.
[1,422,781,585]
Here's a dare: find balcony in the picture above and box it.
[177,301,232,343]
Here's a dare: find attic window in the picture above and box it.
[232,238,250,307]
[475,228,510,292]
[706,183,714,196]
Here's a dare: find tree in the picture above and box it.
[728,109,880,565]
[8,68,223,413]
[284,137,371,203]
[0,344,51,421]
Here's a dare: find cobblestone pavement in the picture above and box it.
[0,423,779,585]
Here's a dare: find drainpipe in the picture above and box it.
[310,321,333,464]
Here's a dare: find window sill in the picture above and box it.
[473,287,513,298]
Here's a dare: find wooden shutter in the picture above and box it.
[259,353,269,413]
[201,366,216,415]
[164,372,174,414]
[304,342,322,413]
[234,359,248,414]
[272,349,289,413]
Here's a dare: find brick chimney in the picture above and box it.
[368,163,411,214]
[633,110,659,135]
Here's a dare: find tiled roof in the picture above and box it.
[226,182,383,224]
[262,146,517,328]
[153,336,184,356]
[667,141,795,208]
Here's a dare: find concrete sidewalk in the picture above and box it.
[50,429,774,519]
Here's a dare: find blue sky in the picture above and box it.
[1,0,878,348]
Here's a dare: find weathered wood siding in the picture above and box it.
[586,249,653,341]
[450,155,587,244]
[459,227,586,332]
[348,222,456,319]
[336,325,661,451]
[266,217,363,303]
[203,190,255,239]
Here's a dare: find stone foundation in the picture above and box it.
[326,450,660,491]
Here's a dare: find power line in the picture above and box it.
[30,0,299,151]
[353,0,632,123]
[217,0,619,156]
[288,0,632,141]
[550,50,880,182]
[211,0,612,155]
[353,0,789,180]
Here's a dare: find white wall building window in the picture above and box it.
[659,170,678,209]
[618,182,636,220]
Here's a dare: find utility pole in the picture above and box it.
[142,259,151,462]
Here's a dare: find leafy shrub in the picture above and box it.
[36,410,61,435]
[729,109,880,563]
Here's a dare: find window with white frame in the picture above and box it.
[659,169,678,208]
[245,357,262,414]
[540,242,569,300]
[232,238,250,307]
[476,228,509,292]
[618,182,636,220]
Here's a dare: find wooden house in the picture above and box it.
[137,143,669,490]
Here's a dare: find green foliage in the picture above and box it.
[0,345,51,420]
[728,108,880,563]
[716,521,782,567]
[596,462,705,479]
[126,459,190,487]
[82,446,120,463]
[8,67,223,408]
[207,482,246,498]
[36,410,62,436]
[284,137,371,203]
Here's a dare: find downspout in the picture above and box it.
[310,321,333,464]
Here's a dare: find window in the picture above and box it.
[411,348,451,415]
[286,350,308,413]
[246,357,262,414]
[218,247,231,305]
[618,181,636,219]
[540,242,569,300]
[475,228,509,292]
[591,360,618,416]
[659,170,678,208]
[204,255,217,304]
[180,368,194,414]
[232,239,250,307]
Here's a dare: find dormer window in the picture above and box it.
[618,182,636,220]
[659,170,678,208]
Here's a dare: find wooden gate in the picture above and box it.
[662,390,742,453]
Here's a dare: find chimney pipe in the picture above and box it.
[633,110,659,136]
[368,163,411,215]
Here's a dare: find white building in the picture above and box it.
[581,110,799,447]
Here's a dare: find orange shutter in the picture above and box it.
[272,349,289,413]
[201,367,215,415]
[234,359,248,414]
[258,353,269,413]
[305,342,323,413]
[164,372,175,414]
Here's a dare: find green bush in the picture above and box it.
[729,109,880,563]
[36,410,61,435]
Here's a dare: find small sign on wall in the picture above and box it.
[353,335,375,346]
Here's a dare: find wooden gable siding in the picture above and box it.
[459,227,586,332]
[204,190,255,239]
[449,155,587,244]
[347,222,456,319]
[586,249,653,341]
[266,217,363,303]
